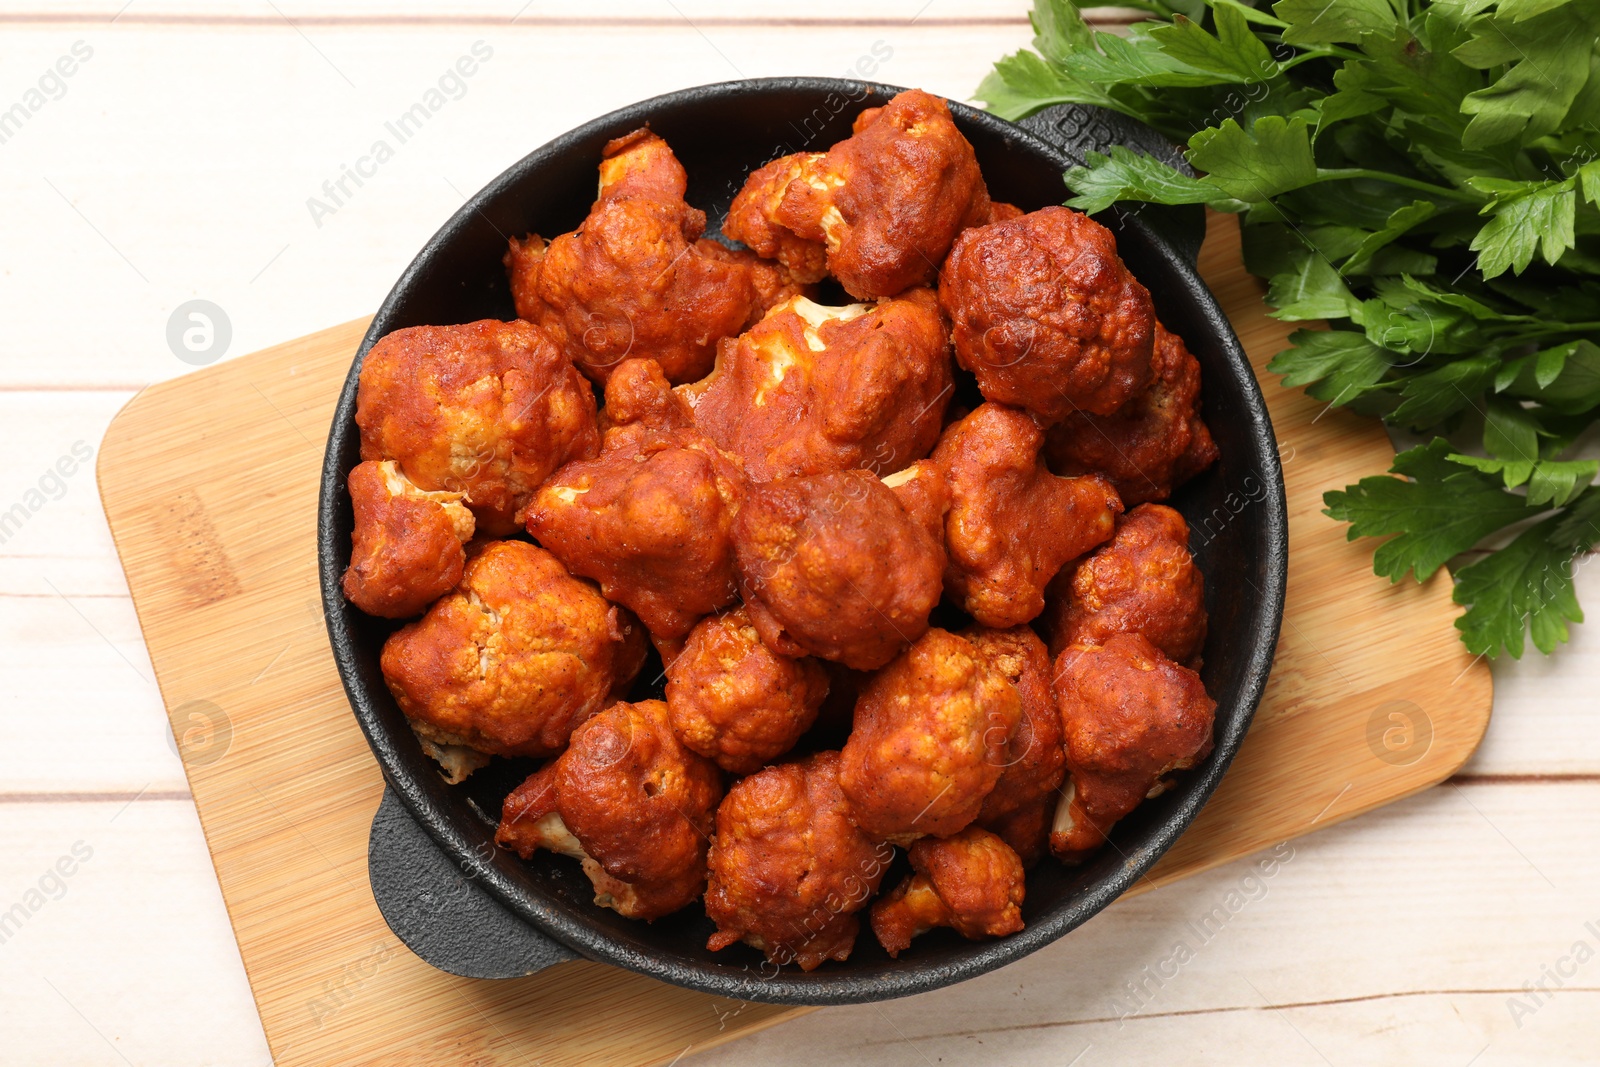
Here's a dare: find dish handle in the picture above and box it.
[368,786,579,979]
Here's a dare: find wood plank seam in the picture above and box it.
[0,13,1038,28]
[0,791,193,804]
[854,987,1600,1042]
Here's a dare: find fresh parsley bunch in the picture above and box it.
[979,0,1600,657]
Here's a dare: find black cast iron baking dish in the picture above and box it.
[318,77,1288,1006]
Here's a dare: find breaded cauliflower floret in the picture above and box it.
[504,128,767,384]
[962,626,1066,866]
[526,359,744,641]
[734,470,944,670]
[694,236,817,318]
[342,459,475,618]
[941,206,1156,420]
[979,799,1054,869]
[496,699,722,920]
[593,126,688,201]
[664,605,830,775]
[380,541,646,759]
[742,90,991,299]
[880,459,950,546]
[355,319,599,536]
[409,722,491,785]
[683,289,952,482]
[1043,503,1207,668]
[597,352,696,436]
[838,628,1022,840]
[1045,321,1218,505]
[723,153,829,284]
[869,827,1025,957]
[705,751,893,970]
[1051,633,1216,862]
[986,201,1024,224]
[932,402,1122,628]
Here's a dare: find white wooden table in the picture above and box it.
[1,3,1594,1064]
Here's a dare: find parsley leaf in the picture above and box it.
[1390,353,1499,426]
[1552,484,1600,547]
[1527,459,1600,506]
[1498,341,1600,413]
[1447,455,1596,505]
[1342,201,1437,274]
[1469,178,1578,277]
[1274,0,1406,45]
[1454,516,1584,657]
[1453,3,1600,147]
[1150,4,1277,83]
[1053,22,1221,91]
[1333,23,1484,135]
[1482,396,1542,484]
[1494,0,1579,19]
[1062,147,1232,214]
[1323,438,1540,582]
[975,52,1115,121]
[1580,160,1600,205]
[1268,253,1364,320]
[1186,116,1319,200]
[1268,328,1396,404]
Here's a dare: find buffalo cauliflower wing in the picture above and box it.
[838,628,1022,840]
[526,359,744,641]
[978,799,1053,870]
[734,469,944,670]
[504,128,767,384]
[705,751,893,970]
[342,459,475,619]
[355,319,599,536]
[1045,321,1218,505]
[1050,633,1216,862]
[750,90,991,299]
[380,541,646,759]
[869,827,1025,957]
[986,201,1024,224]
[592,126,687,201]
[880,459,950,546]
[663,605,830,775]
[597,352,696,436]
[941,206,1155,420]
[496,698,722,920]
[932,402,1122,628]
[723,153,830,284]
[1043,503,1207,668]
[683,289,952,482]
[694,237,816,317]
[962,626,1066,867]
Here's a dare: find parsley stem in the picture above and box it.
[1313,168,1481,202]
[1506,323,1600,340]
[1212,0,1289,30]
[1275,46,1364,67]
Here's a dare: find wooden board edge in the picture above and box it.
[92,319,375,1056]
[94,316,372,512]
[95,385,192,731]
[644,1006,819,1066]
[94,315,375,702]
[1142,654,1494,893]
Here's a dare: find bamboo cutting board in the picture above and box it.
[97,214,1492,1067]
